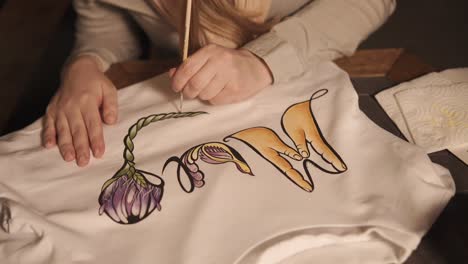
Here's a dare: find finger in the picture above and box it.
[282,101,311,158]
[169,68,176,78]
[271,141,302,161]
[287,128,310,158]
[309,137,347,172]
[101,83,118,125]
[43,96,59,148]
[286,169,314,192]
[171,46,214,92]
[82,104,105,159]
[56,113,75,162]
[199,74,226,101]
[209,79,254,105]
[43,114,57,148]
[300,118,347,171]
[67,109,91,167]
[266,151,313,192]
[208,82,236,105]
[183,61,217,99]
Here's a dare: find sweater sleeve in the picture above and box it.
[66,0,142,72]
[243,0,397,83]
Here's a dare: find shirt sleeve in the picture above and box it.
[66,0,142,72]
[243,0,397,83]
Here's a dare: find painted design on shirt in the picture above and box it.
[163,142,253,193]
[99,89,346,224]
[99,111,207,224]
[225,127,313,192]
[226,89,347,192]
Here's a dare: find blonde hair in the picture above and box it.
[152,0,274,53]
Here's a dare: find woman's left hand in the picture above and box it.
[169,44,273,105]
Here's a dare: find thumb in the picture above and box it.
[101,82,118,125]
[288,129,309,158]
[168,68,176,78]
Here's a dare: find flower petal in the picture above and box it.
[200,151,223,164]
[190,171,204,181]
[201,143,233,163]
[200,143,253,175]
[131,188,142,217]
[188,145,203,163]
[183,153,200,173]
[194,180,205,188]
[139,190,150,220]
[147,195,157,213]
[103,202,121,223]
[113,179,129,224]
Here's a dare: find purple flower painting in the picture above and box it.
[97,110,254,225]
[98,111,206,224]
[98,170,164,225]
[164,142,253,193]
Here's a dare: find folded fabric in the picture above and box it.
[376,68,468,165]
[0,62,454,264]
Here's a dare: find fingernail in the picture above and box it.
[105,113,116,123]
[77,155,88,166]
[301,151,308,158]
[93,146,103,158]
[92,147,99,157]
[45,139,53,148]
[293,154,302,160]
[303,182,313,192]
[64,151,74,162]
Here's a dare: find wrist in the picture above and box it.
[60,55,104,89]
[70,55,101,71]
[240,49,273,86]
[62,55,102,79]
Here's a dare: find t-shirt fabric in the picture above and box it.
[0,62,454,264]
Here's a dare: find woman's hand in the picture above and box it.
[43,56,118,167]
[169,44,273,105]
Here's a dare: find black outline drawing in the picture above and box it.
[224,127,315,192]
[163,142,254,193]
[98,89,348,225]
[225,89,347,192]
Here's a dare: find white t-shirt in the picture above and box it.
[0,62,454,264]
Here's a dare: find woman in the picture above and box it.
[43,0,396,167]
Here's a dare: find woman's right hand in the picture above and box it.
[43,56,118,167]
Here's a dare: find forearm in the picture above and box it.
[244,0,397,83]
[66,0,142,73]
[274,0,397,60]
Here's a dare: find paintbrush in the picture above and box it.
[179,0,193,112]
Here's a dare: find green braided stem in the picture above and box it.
[123,111,207,165]
[101,111,207,191]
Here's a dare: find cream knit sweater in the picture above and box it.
[70,0,396,83]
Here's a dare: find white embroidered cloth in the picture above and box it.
[376,68,468,165]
